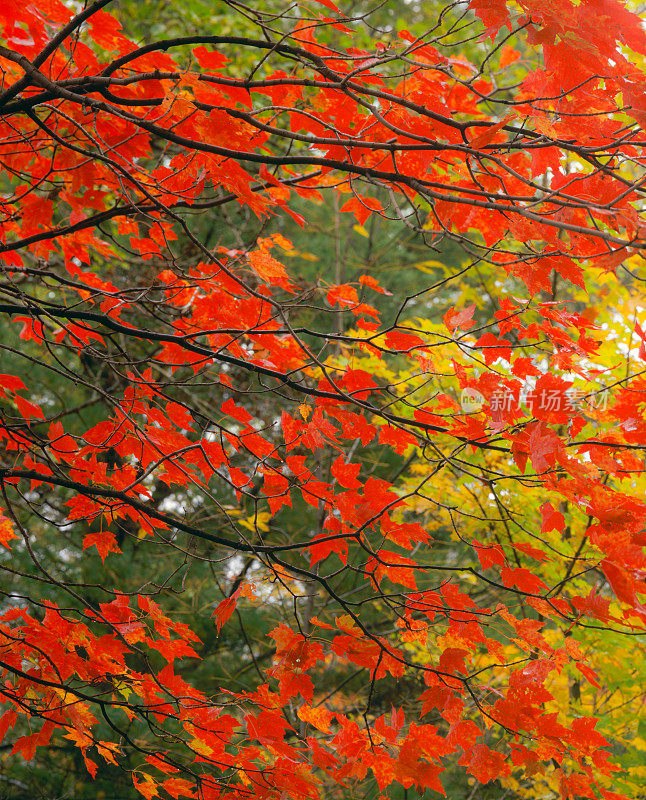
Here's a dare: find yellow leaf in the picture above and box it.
[238,512,272,533]
[189,737,214,757]
[410,260,447,274]
[113,680,133,699]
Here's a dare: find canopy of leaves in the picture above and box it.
[0,1,645,799]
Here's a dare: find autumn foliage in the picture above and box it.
[1,0,646,797]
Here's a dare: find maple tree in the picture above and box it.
[1,0,646,798]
